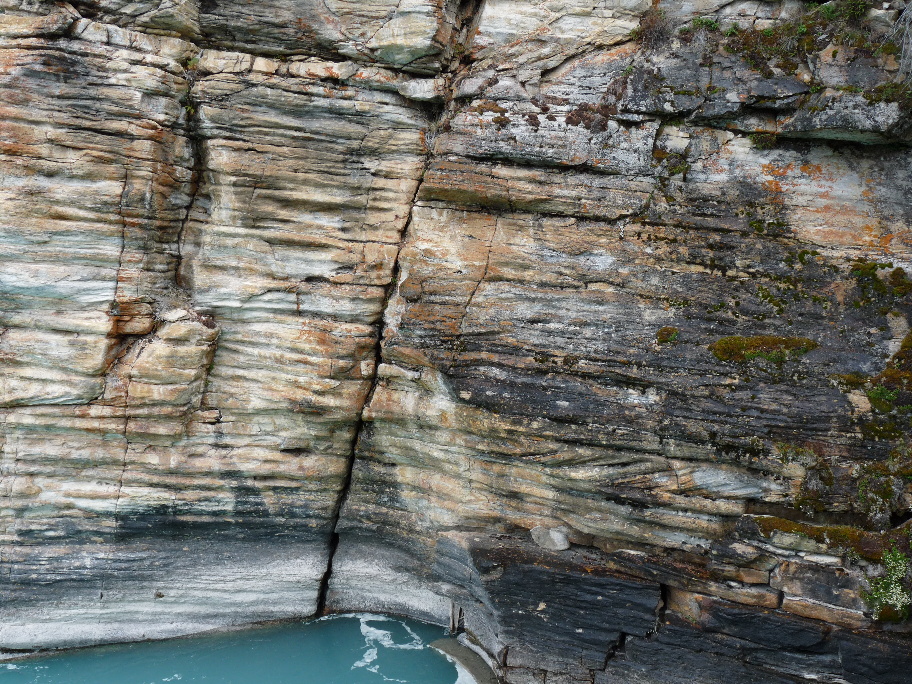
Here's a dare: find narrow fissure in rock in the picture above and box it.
[174,68,205,292]
[313,0,486,609]
[316,0,485,620]
[315,132,434,619]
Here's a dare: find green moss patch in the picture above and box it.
[656,326,680,344]
[749,133,777,150]
[853,328,912,440]
[751,515,911,562]
[724,0,883,75]
[849,262,911,314]
[864,82,912,111]
[722,0,910,109]
[709,335,818,363]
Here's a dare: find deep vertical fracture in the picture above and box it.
[314,0,489,616]
[314,163,428,615]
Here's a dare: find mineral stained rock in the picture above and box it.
[2,0,912,681]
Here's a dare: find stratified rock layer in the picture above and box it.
[2,0,912,682]
[0,0,428,640]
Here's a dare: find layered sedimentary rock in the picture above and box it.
[0,0,429,644]
[2,0,912,681]
[330,2,912,682]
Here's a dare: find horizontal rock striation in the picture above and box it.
[2,0,912,682]
[1,0,430,642]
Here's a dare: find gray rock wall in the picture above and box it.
[1,0,912,681]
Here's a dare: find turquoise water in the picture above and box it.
[0,614,466,684]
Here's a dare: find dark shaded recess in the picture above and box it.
[744,500,868,528]
[222,468,272,518]
[111,517,307,540]
[446,369,643,423]
[70,3,100,19]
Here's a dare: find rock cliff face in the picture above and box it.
[2,0,912,681]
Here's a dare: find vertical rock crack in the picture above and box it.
[315,152,431,616]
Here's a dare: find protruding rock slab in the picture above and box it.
[0,536,327,650]
[196,0,475,73]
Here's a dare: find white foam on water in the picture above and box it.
[3,664,47,671]
[353,647,378,669]
[438,652,479,684]
[318,612,394,623]
[352,615,427,681]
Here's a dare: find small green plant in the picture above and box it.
[665,154,690,176]
[864,547,912,620]
[692,17,721,31]
[819,4,839,20]
[667,298,691,308]
[869,385,899,404]
[656,326,680,344]
[839,0,869,21]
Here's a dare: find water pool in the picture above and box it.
[0,614,471,684]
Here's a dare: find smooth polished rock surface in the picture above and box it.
[1,536,327,649]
